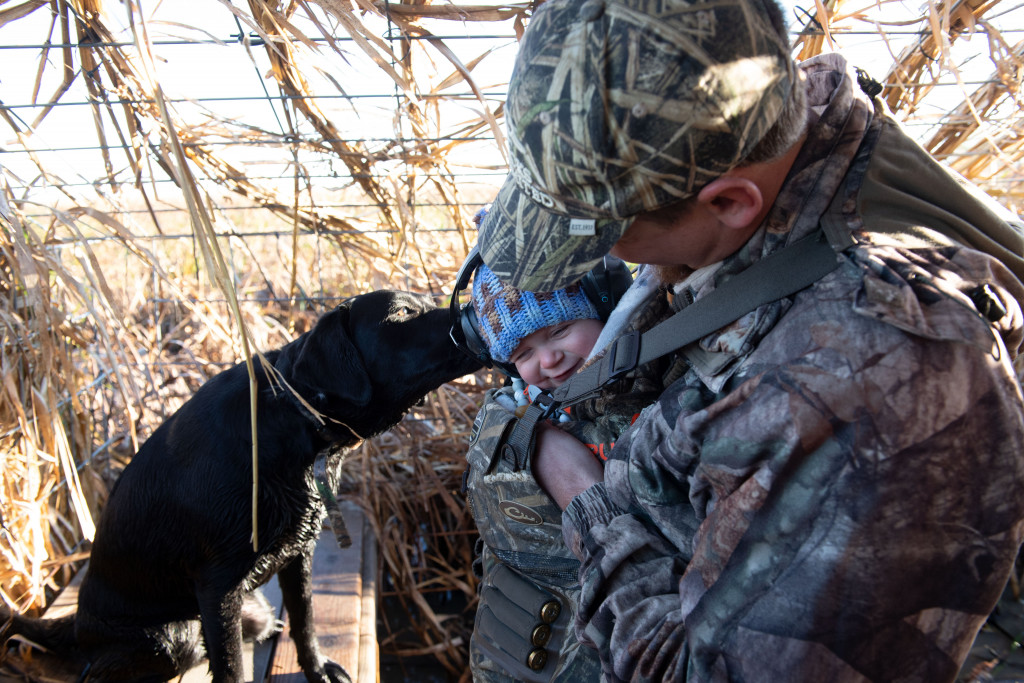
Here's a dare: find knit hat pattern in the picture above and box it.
[472,263,599,363]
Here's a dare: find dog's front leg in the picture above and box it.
[278,553,352,683]
[197,586,247,683]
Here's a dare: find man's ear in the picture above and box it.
[696,176,764,230]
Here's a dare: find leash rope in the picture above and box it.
[313,452,353,549]
[263,355,364,550]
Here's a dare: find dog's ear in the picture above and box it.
[287,305,373,407]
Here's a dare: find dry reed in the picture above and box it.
[1,0,1023,679]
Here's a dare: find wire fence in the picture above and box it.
[4,1,1023,226]
[1,0,1023,677]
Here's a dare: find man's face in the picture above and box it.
[611,197,752,274]
[610,202,718,270]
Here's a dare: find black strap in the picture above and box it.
[557,229,843,405]
[505,230,845,464]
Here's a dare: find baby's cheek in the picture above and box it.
[516,361,540,386]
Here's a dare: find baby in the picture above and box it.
[470,261,660,456]
[464,259,668,682]
[472,263,601,390]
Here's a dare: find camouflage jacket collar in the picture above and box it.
[672,53,876,391]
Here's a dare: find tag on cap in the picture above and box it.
[568,218,596,236]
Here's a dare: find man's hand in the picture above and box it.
[533,422,604,510]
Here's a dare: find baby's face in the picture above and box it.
[510,318,604,389]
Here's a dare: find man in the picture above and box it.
[470,0,1024,680]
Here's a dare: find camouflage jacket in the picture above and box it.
[561,53,1024,682]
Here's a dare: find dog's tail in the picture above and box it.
[1,607,79,655]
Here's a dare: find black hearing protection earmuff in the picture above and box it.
[448,245,634,377]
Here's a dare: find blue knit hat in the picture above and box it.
[471,263,599,363]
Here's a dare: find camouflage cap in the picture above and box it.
[477,0,796,292]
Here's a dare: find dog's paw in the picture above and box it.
[323,660,353,683]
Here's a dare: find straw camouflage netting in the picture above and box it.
[477,0,797,292]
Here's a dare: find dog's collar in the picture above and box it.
[280,385,364,443]
[267,357,364,444]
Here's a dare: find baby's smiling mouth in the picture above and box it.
[552,361,583,385]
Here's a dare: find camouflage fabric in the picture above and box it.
[570,285,673,438]
[477,0,797,292]
[470,545,602,683]
[557,53,1024,682]
[465,388,601,682]
[466,389,581,570]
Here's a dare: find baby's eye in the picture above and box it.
[550,323,571,338]
[511,348,532,364]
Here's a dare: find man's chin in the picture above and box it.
[653,264,696,284]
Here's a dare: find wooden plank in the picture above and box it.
[12,502,376,683]
[268,501,370,682]
[252,576,285,683]
[42,564,85,619]
[356,513,378,683]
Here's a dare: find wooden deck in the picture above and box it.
[7,499,1024,682]
[1,501,377,683]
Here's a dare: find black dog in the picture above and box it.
[1,290,481,682]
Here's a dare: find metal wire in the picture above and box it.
[4,25,1024,52]
[0,33,521,50]
[0,134,497,154]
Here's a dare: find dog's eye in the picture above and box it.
[389,306,417,322]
